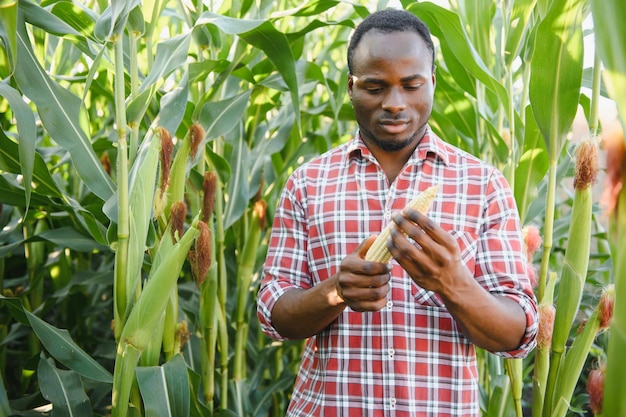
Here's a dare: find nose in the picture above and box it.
[382,87,406,114]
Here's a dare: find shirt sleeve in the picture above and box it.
[476,169,539,358]
[257,174,311,341]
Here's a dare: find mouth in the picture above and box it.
[379,120,410,134]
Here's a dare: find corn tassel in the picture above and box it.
[365,185,438,263]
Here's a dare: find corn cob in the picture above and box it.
[365,185,438,263]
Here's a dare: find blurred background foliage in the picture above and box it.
[0,0,624,416]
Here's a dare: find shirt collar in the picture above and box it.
[346,125,450,166]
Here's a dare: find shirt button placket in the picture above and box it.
[389,397,397,410]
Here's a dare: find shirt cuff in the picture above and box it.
[257,279,296,341]
[494,292,539,358]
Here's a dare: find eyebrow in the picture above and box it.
[360,74,426,84]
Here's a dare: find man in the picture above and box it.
[257,8,537,417]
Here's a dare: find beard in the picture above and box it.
[359,121,426,152]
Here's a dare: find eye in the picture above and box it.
[404,84,422,91]
[366,87,384,94]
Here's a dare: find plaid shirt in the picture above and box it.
[257,127,538,417]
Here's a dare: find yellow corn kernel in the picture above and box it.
[365,185,438,263]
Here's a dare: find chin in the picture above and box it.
[373,132,420,152]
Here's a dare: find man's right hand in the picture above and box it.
[335,235,392,312]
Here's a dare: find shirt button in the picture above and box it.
[378,171,385,179]
[388,348,395,358]
[390,398,397,409]
[386,300,393,310]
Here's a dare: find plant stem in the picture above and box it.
[537,157,557,302]
[113,34,130,341]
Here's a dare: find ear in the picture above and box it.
[347,74,354,99]
[431,66,437,89]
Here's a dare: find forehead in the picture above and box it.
[351,30,431,75]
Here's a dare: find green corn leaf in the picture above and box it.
[198,90,252,140]
[514,106,548,223]
[26,311,113,383]
[0,373,10,417]
[0,0,17,77]
[38,355,93,417]
[36,226,108,253]
[462,0,495,65]
[13,24,115,201]
[0,175,60,210]
[157,71,190,136]
[49,1,98,40]
[407,2,510,108]
[19,0,81,37]
[485,374,512,417]
[139,32,191,94]
[196,13,300,129]
[551,305,601,417]
[119,223,197,352]
[588,3,626,413]
[551,186,592,352]
[0,122,62,199]
[223,127,249,229]
[125,131,161,296]
[94,0,141,40]
[0,80,36,206]
[136,355,190,417]
[529,0,584,155]
[591,1,626,125]
[505,0,538,66]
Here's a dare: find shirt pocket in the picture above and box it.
[410,283,445,307]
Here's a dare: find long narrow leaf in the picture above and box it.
[0,126,62,198]
[38,355,93,417]
[13,24,115,201]
[26,311,113,383]
[136,355,190,417]
[198,90,252,140]
[407,2,510,107]
[0,0,18,76]
[529,0,584,154]
[196,13,300,128]
[0,80,36,208]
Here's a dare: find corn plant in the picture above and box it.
[590,1,626,416]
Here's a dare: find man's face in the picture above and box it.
[348,30,435,152]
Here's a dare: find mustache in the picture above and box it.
[379,115,410,123]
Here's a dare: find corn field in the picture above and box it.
[0,0,624,416]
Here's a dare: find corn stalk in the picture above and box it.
[590,1,626,416]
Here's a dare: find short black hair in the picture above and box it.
[347,8,435,74]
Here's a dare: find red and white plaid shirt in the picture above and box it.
[257,128,538,417]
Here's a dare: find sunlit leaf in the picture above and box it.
[50,1,98,40]
[407,2,509,106]
[514,106,548,223]
[529,0,585,154]
[0,0,17,76]
[139,32,192,93]
[198,90,252,140]
[13,25,115,201]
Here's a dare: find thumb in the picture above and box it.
[356,235,378,258]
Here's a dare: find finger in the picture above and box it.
[401,209,455,250]
[356,235,378,258]
[391,212,435,257]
